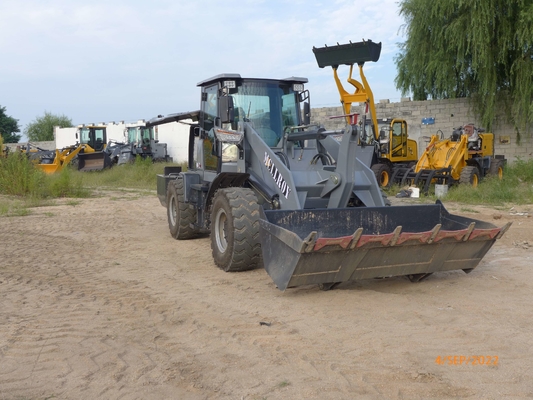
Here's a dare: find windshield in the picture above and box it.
[140,127,152,143]
[229,81,300,147]
[126,127,152,144]
[127,127,139,143]
[80,127,105,145]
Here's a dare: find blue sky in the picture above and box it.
[1,0,407,140]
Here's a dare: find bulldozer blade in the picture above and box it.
[77,152,113,172]
[259,202,510,291]
[313,40,382,68]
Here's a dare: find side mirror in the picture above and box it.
[299,89,310,103]
[303,102,310,125]
[218,95,235,124]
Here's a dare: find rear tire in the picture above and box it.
[166,177,197,239]
[459,166,480,187]
[371,163,392,187]
[489,159,504,179]
[210,187,262,272]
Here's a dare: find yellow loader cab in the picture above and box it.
[372,118,418,186]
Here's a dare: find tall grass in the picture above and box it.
[74,157,185,190]
[0,151,89,198]
[443,159,533,205]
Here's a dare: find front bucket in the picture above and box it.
[259,202,510,290]
[78,152,113,172]
[37,163,61,174]
[313,40,382,68]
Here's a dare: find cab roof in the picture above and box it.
[197,74,308,87]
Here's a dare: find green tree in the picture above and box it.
[24,111,73,142]
[395,0,533,135]
[0,105,21,143]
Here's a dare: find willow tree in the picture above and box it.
[395,0,533,137]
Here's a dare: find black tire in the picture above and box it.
[166,177,197,239]
[371,163,392,187]
[489,159,504,180]
[459,165,480,187]
[210,187,262,272]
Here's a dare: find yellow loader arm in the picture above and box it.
[37,144,92,174]
[416,134,468,181]
[313,40,381,140]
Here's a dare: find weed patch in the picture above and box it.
[0,152,90,199]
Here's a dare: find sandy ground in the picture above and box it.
[0,190,532,400]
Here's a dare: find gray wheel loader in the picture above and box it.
[154,40,510,291]
[118,125,170,165]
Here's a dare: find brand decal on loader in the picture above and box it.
[264,152,292,198]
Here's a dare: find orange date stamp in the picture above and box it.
[435,355,498,366]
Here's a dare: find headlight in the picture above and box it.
[214,128,244,144]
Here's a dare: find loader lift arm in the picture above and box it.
[146,110,200,128]
[313,40,381,140]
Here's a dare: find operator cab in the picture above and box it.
[127,126,154,148]
[78,126,106,152]
[196,74,309,170]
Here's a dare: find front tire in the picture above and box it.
[166,177,197,239]
[459,166,480,187]
[210,187,261,272]
[371,163,392,187]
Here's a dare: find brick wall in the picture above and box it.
[311,98,533,163]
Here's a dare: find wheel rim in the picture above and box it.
[498,166,503,179]
[169,194,177,226]
[472,173,479,187]
[214,208,228,253]
[380,171,389,186]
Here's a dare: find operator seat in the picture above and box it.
[95,138,104,151]
[464,124,480,150]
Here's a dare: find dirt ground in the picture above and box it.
[0,190,532,400]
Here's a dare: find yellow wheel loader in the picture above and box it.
[35,125,114,173]
[320,43,418,187]
[75,126,114,172]
[393,124,506,194]
[154,40,510,291]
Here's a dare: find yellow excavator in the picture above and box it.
[392,124,506,194]
[36,126,113,173]
[324,49,418,186]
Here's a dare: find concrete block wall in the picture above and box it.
[310,97,533,163]
[4,141,55,152]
